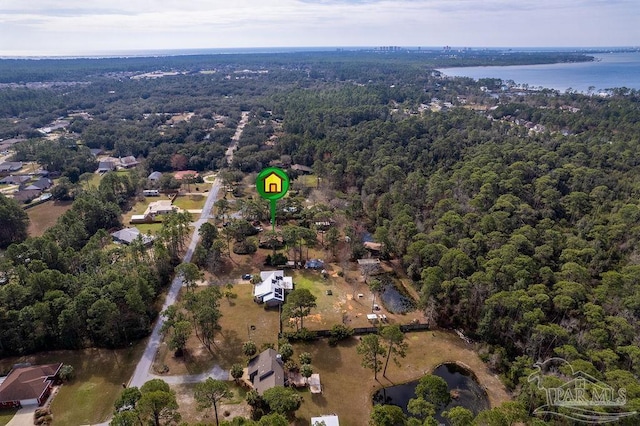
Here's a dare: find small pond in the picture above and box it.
[373,363,490,422]
[379,281,416,314]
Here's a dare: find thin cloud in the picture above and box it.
[0,0,638,55]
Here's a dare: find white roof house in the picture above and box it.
[111,227,154,246]
[311,415,339,426]
[253,270,293,306]
[144,200,177,217]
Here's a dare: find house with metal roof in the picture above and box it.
[253,270,293,307]
[111,227,154,246]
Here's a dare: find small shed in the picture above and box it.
[309,373,322,394]
[305,259,324,270]
[311,414,339,426]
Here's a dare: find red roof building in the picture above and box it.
[173,170,199,180]
[0,363,62,408]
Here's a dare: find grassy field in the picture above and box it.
[154,284,281,376]
[26,200,73,236]
[295,175,318,188]
[0,343,146,425]
[173,194,206,210]
[0,409,17,426]
[291,331,512,425]
[173,382,251,424]
[150,265,511,425]
[82,172,103,189]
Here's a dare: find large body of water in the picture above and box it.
[438,52,640,93]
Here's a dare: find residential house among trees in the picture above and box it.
[147,171,162,181]
[111,227,154,246]
[12,189,42,204]
[246,348,285,395]
[253,270,293,306]
[97,160,116,173]
[0,175,29,185]
[130,200,179,223]
[0,363,62,408]
[23,178,52,191]
[119,156,139,168]
[0,162,23,174]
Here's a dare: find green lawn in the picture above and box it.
[0,409,17,426]
[291,331,512,425]
[173,194,206,210]
[83,172,104,188]
[295,174,319,188]
[134,223,164,235]
[0,343,146,426]
[51,344,146,425]
[289,270,344,329]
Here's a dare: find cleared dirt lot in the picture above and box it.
[26,200,73,237]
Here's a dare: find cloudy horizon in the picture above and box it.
[0,0,638,57]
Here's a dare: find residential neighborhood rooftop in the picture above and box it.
[247,348,285,395]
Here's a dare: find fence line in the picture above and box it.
[293,323,431,339]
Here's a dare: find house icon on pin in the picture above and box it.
[264,172,283,193]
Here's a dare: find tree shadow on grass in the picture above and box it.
[212,329,244,366]
[310,392,328,407]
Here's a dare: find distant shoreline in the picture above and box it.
[1,46,638,61]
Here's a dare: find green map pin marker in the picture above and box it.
[256,167,290,231]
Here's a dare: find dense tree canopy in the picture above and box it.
[0,194,29,249]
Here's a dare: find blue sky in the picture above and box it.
[0,0,638,56]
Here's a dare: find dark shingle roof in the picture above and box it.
[247,348,284,395]
[0,363,61,403]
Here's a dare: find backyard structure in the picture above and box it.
[0,363,62,408]
[253,270,293,307]
[246,348,285,395]
[311,414,339,426]
[309,373,322,394]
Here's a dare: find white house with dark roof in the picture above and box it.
[253,270,293,306]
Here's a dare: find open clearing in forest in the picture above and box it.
[26,200,73,237]
[154,263,510,424]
